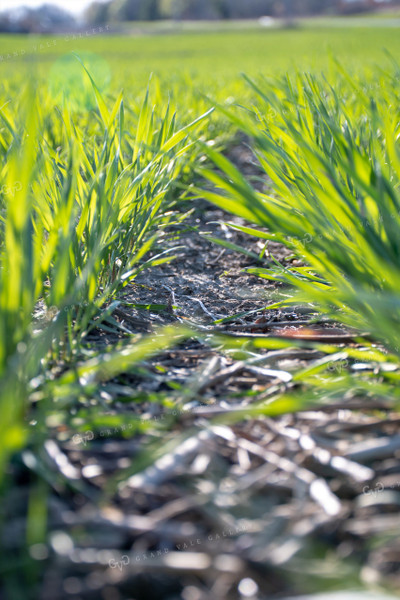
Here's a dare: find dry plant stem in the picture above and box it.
[211,425,342,516]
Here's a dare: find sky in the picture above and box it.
[0,0,100,15]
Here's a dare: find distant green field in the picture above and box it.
[1,25,400,92]
[0,23,399,141]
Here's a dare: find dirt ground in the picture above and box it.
[3,146,400,600]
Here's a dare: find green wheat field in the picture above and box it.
[1,19,400,600]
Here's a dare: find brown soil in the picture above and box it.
[4,149,400,600]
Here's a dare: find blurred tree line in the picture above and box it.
[0,0,397,32]
[85,0,397,24]
[0,4,76,33]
